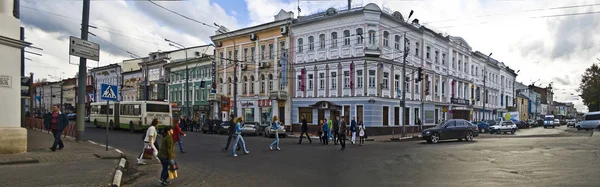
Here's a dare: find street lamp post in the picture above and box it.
[165,39,190,118]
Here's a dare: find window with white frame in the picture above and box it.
[415,42,420,57]
[435,51,439,63]
[344,71,350,88]
[261,74,265,93]
[280,41,285,51]
[279,73,285,91]
[243,76,248,94]
[308,36,314,51]
[394,35,400,50]
[251,47,256,62]
[405,81,410,93]
[219,78,224,94]
[269,74,273,91]
[395,75,400,91]
[464,62,467,73]
[383,31,389,47]
[356,28,363,44]
[383,72,389,89]
[319,73,325,90]
[319,34,325,49]
[442,53,446,65]
[368,70,376,88]
[368,30,376,45]
[219,52,224,64]
[297,39,303,52]
[250,76,255,94]
[441,81,445,95]
[356,70,363,88]
[195,87,199,101]
[308,74,313,90]
[261,45,266,60]
[227,77,232,95]
[415,81,420,93]
[228,51,232,64]
[297,75,302,91]
[471,65,474,75]
[426,46,431,59]
[269,43,274,59]
[234,49,239,61]
[331,32,338,47]
[343,30,350,45]
[330,72,337,89]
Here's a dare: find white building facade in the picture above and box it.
[90,64,122,102]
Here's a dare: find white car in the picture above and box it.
[553,119,560,126]
[263,123,287,138]
[566,119,577,127]
[489,121,518,134]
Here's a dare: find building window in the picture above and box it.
[261,74,265,93]
[298,107,313,123]
[269,74,273,91]
[471,65,474,75]
[219,52,224,64]
[383,31,389,47]
[279,73,285,91]
[442,53,446,65]
[458,59,462,71]
[234,49,239,61]
[464,62,468,73]
[219,78,224,94]
[405,81,410,93]
[415,82,419,93]
[356,28,363,44]
[330,72,337,89]
[228,51,232,64]
[319,73,325,90]
[250,76,255,94]
[394,35,400,50]
[297,75,302,91]
[343,30,350,45]
[308,36,314,51]
[251,47,256,62]
[368,30,376,45]
[452,56,456,69]
[357,70,363,88]
[319,34,326,49]
[227,77,232,95]
[383,72,389,89]
[344,71,350,88]
[269,43,274,59]
[261,44,266,60]
[395,75,400,91]
[426,46,431,59]
[308,74,314,90]
[415,42,420,57]
[331,32,338,47]
[243,76,248,94]
[368,70,376,88]
[441,82,445,95]
[280,41,285,51]
[297,38,303,52]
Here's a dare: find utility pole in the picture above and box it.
[76,0,91,141]
[401,10,414,138]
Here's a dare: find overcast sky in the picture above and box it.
[21,0,599,113]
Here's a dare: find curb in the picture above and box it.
[87,140,126,187]
[0,158,40,165]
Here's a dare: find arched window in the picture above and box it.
[343,30,350,45]
[415,42,420,56]
[308,36,314,51]
[243,76,248,94]
[227,77,232,95]
[319,34,326,49]
[297,38,304,52]
[394,35,400,50]
[250,76,255,94]
[356,28,363,44]
[268,74,274,91]
[331,32,338,47]
[261,74,266,93]
[426,46,431,59]
[383,31,389,47]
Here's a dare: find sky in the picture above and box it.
[20,0,600,113]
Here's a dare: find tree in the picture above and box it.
[578,63,600,112]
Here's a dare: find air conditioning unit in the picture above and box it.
[195,51,201,56]
[280,26,288,35]
[215,41,222,47]
[321,102,328,109]
[249,33,257,41]
[240,64,247,70]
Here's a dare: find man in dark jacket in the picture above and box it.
[221,114,240,151]
[333,116,340,145]
[298,115,312,144]
[339,116,347,150]
[350,117,357,144]
[43,105,68,151]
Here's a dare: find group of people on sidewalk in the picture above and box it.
[314,116,367,148]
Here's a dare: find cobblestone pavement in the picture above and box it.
[81,123,600,187]
[0,129,120,187]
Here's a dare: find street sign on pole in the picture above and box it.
[69,36,100,61]
[100,84,117,151]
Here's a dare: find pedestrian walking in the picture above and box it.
[43,105,68,152]
[327,117,333,141]
[358,121,366,146]
[322,119,329,145]
[172,119,187,153]
[138,118,161,165]
[339,116,347,150]
[350,117,357,145]
[232,116,250,157]
[318,120,324,144]
[270,116,281,150]
[221,114,241,151]
[157,126,176,186]
[333,116,340,145]
[298,115,312,144]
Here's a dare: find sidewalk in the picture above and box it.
[287,133,420,142]
[0,129,122,187]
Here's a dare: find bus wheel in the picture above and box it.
[129,121,135,133]
[109,120,114,130]
[94,120,99,128]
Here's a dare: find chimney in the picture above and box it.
[412,19,419,25]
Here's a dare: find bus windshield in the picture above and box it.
[545,117,554,121]
[147,104,169,113]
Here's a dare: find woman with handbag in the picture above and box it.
[232,116,250,157]
[158,126,176,186]
[358,121,366,146]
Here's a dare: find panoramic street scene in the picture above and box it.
[1,0,600,187]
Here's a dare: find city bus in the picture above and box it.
[90,101,172,132]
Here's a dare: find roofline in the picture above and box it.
[160,44,214,54]
[211,19,291,41]
[163,56,213,68]
[89,63,121,72]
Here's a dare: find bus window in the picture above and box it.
[134,105,141,115]
[100,105,107,115]
[91,106,99,114]
[147,104,169,113]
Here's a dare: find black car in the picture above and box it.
[201,120,222,134]
[218,121,232,135]
[421,119,479,144]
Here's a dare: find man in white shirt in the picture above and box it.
[137,119,161,164]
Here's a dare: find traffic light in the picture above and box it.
[417,67,423,82]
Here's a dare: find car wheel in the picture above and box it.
[490,130,494,134]
[552,126,555,128]
[577,126,581,131]
[511,129,515,134]
[503,131,507,134]
[496,130,501,134]
[464,131,474,141]
[430,132,440,144]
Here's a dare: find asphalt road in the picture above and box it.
[82,124,600,187]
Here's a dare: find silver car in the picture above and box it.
[240,122,261,136]
[263,123,287,138]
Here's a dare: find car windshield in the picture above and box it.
[545,117,554,121]
[435,121,447,127]
[502,122,512,125]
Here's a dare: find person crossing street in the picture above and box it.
[269,116,281,151]
[350,117,357,145]
[232,116,250,157]
[43,105,68,152]
[298,115,312,144]
[339,116,347,150]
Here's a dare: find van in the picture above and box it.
[543,115,555,128]
[576,111,600,131]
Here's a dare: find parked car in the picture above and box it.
[489,121,518,134]
[576,111,600,131]
[526,119,536,127]
[483,120,497,127]
[218,122,232,135]
[241,122,261,136]
[543,115,556,128]
[516,120,529,129]
[421,119,479,144]
[201,120,222,134]
[553,119,561,127]
[473,121,489,133]
[85,115,90,122]
[566,119,577,127]
[66,113,76,120]
[263,123,287,138]
[559,119,567,125]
